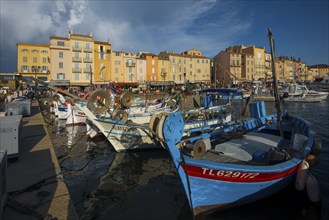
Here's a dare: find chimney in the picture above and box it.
[69,30,73,38]
[89,32,93,37]
[107,38,111,44]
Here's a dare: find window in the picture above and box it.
[42,57,46,63]
[179,59,181,64]
[152,67,155,74]
[59,62,63,69]
[42,66,48,72]
[59,52,63,58]
[206,60,208,64]
[21,49,29,52]
[152,59,155,65]
[41,50,48,54]
[129,67,132,73]
[202,60,204,64]
[115,61,120,65]
[86,73,90,80]
[75,63,79,70]
[179,67,181,72]
[57,41,65,46]
[21,65,29,72]
[57,73,65,79]
[85,64,90,72]
[33,57,37,63]
[172,67,175,72]
[86,53,90,60]
[115,77,119,82]
[173,75,175,81]
[184,68,186,72]
[99,45,104,52]
[197,60,200,63]
[140,68,142,73]
[184,60,186,64]
[100,53,105,60]
[75,52,79,58]
[190,71,192,76]
[74,42,79,48]
[172,58,175,64]
[115,52,120,56]
[197,69,201,73]
[115,67,118,73]
[23,57,27,62]
[190,64,192,68]
[75,73,79,80]
[86,43,90,49]
[179,75,182,81]
[32,49,39,53]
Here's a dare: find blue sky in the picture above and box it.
[0,0,328,73]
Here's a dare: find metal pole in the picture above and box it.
[268,28,283,137]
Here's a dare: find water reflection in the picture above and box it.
[44,100,328,220]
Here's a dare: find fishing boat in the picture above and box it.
[149,29,321,217]
[281,83,328,102]
[82,90,232,151]
[152,100,321,216]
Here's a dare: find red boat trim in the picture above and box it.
[180,164,298,182]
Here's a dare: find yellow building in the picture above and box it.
[17,43,50,85]
[94,40,111,85]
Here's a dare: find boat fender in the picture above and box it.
[295,160,309,191]
[192,138,211,159]
[312,137,322,155]
[306,173,321,203]
[306,154,319,167]
[120,92,134,107]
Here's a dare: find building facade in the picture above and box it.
[17,43,50,85]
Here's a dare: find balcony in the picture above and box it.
[126,62,136,67]
[72,57,82,62]
[84,58,93,63]
[84,47,93,53]
[83,68,91,73]
[72,68,82,73]
[72,46,82,52]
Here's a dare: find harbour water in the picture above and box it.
[45,99,329,220]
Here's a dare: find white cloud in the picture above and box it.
[0,0,253,71]
[68,1,86,28]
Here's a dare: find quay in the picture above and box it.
[2,100,78,220]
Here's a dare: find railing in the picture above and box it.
[72,68,82,73]
[72,46,82,52]
[126,62,136,67]
[84,58,93,63]
[84,47,93,53]
[83,68,91,73]
[72,57,82,62]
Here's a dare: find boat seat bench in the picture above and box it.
[213,132,284,162]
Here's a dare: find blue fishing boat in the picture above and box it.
[152,101,321,216]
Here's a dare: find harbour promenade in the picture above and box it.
[3,100,78,220]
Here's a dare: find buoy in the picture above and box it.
[295,160,309,191]
[312,137,322,155]
[306,173,321,203]
[306,154,319,167]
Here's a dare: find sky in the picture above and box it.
[0,0,328,73]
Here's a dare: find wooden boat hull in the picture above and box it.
[157,109,316,216]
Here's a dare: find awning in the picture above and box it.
[50,80,70,86]
[147,81,175,86]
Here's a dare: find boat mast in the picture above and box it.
[268,28,284,137]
